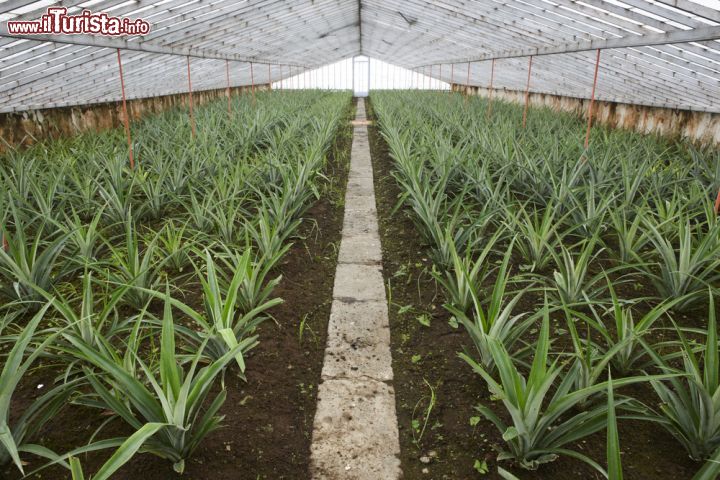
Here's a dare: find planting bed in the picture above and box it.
[1,91,353,479]
[367,92,719,479]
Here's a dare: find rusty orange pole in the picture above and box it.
[522,56,533,129]
[450,63,454,94]
[250,62,256,105]
[487,58,496,119]
[116,49,134,169]
[584,49,601,149]
[186,56,196,138]
[715,189,720,215]
[225,59,232,116]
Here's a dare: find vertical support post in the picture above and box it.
[439,64,443,91]
[250,62,256,105]
[186,56,196,139]
[225,59,231,116]
[715,189,720,215]
[450,63,454,94]
[584,49,602,149]
[465,62,471,104]
[268,63,272,90]
[487,58,496,119]
[367,58,371,95]
[522,55,533,129]
[116,48,134,169]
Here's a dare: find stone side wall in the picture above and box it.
[455,85,720,147]
[0,84,269,152]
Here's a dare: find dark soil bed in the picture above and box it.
[3,101,354,480]
[366,98,699,480]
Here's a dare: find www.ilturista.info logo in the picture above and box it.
[6,8,151,36]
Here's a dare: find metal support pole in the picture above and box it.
[367,58,371,95]
[715,190,720,215]
[250,62,256,105]
[584,49,602,149]
[465,62,471,104]
[522,56,533,129]
[450,63,454,94]
[186,56,196,139]
[487,58,495,118]
[225,59,231,116]
[268,63,271,90]
[116,48,134,169]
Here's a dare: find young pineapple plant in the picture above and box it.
[645,293,720,461]
[462,301,657,472]
[65,294,243,474]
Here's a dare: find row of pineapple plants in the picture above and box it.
[0,90,352,477]
[371,90,720,479]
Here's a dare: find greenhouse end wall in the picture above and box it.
[0,84,268,152]
[456,85,720,147]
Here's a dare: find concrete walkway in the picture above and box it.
[310,99,401,479]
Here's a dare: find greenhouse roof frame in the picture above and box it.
[0,0,718,113]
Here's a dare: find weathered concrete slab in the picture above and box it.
[348,165,374,179]
[342,211,380,236]
[322,300,392,380]
[311,379,401,480]
[332,263,385,302]
[343,194,377,212]
[310,98,401,479]
[338,233,382,265]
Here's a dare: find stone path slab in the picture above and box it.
[310,99,401,479]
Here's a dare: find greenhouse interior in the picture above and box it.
[0,0,720,479]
